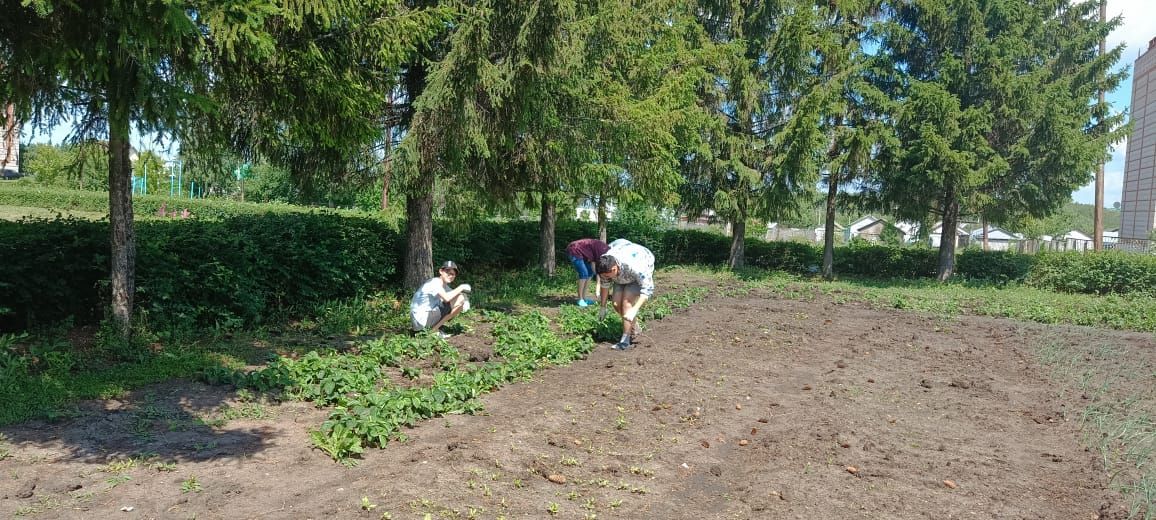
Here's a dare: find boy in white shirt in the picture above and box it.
[410,261,471,338]
[595,239,655,350]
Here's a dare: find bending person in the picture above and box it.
[595,239,655,351]
[565,238,610,306]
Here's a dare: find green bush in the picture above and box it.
[955,249,1036,284]
[833,243,938,278]
[1026,252,1156,296]
[0,213,400,331]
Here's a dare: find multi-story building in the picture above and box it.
[1120,37,1156,242]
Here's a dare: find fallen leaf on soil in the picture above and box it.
[751,428,758,435]
[943,479,957,489]
[739,439,749,446]
[758,418,769,423]
[802,384,812,391]
[546,474,566,484]
[846,466,858,475]
[735,404,742,410]
[701,440,710,448]
[867,378,875,383]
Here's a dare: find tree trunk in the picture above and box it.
[936,188,959,282]
[380,157,392,211]
[404,173,434,291]
[401,56,431,291]
[107,87,136,336]
[597,195,608,242]
[381,92,395,211]
[729,216,745,270]
[821,171,839,280]
[981,217,989,251]
[540,193,556,276]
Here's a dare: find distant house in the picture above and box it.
[928,221,969,248]
[1103,228,1119,246]
[575,200,616,222]
[969,226,1022,251]
[847,215,907,243]
[680,209,719,227]
[1063,230,1092,242]
[765,221,840,243]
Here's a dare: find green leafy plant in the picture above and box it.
[181,476,202,493]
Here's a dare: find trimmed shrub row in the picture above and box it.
[3,208,1154,332]
[1,213,400,331]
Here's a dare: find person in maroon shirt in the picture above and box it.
[565,238,610,306]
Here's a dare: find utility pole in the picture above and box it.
[1093,0,1106,251]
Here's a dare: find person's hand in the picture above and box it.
[598,306,608,321]
[460,284,472,293]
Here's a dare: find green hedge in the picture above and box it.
[0,213,400,331]
[955,249,1037,283]
[1026,252,1156,296]
[5,196,1156,332]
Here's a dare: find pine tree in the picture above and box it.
[871,0,1126,280]
[0,0,438,334]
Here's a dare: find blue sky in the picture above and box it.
[1071,0,1156,207]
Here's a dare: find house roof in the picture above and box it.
[1063,230,1092,241]
[847,215,881,233]
[969,226,1021,241]
[929,221,968,236]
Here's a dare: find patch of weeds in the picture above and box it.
[628,466,654,477]
[361,496,377,511]
[615,406,628,430]
[105,474,132,488]
[218,403,270,421]
[560,456,580,467]
[151,461,178,472]
[546,502,560,515]
[192,441,218,453]
[13,495,62,517]
[105,458,138,474]
[181,475,202,493]
[400,366,422,379]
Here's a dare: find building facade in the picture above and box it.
[1121,37,1156,241]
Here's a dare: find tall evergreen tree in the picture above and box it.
[871,0,1126,280]
[0,0,439,333]
[399,0,711,275]
[682,0,829,269]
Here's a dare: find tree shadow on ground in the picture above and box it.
[0,380,280,465]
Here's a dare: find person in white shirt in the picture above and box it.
[595,239,655,350]
[410,261,471,338]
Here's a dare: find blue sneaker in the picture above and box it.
[611,340,633,351]
[577,299,590,307]
[583,299,597,306]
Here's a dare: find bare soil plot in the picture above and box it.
[0,271,1138,519]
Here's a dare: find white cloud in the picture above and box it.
[1109,0,1156,59]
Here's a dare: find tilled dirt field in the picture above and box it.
[0,271,1139,519]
